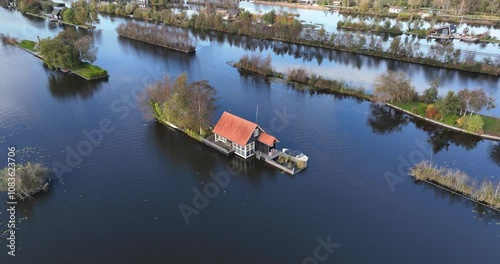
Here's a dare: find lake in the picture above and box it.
[0,7,499,263]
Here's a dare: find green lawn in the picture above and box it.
[393,101,500,136]
[484,115,500,136]
[17,40,37,52]
[71,62,108,79]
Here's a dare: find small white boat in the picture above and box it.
[460,36,479,43]
[282,148,309,162]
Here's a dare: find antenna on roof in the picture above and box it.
[256,105,259,124]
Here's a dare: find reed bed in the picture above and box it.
[410,161,500,209]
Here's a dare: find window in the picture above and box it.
[254,129,259,137]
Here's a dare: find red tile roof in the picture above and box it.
[258,132,278,146]
[213,112,258,146]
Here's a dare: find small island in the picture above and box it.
[410,161,500,210]
[1,29,108,80]
[0,163,50,201]
[140,72,307,174]
[117,22,196,53]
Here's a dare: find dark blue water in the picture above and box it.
[0,8,499,263]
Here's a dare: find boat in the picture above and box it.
[460,36,479,43]
[282,148,309,162]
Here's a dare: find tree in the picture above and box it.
[457,88,495,116]
[373,70,416,103]
[39,29,97,68]
[421,77,439,103]
[435,90,460,119]
[189,81,217,135]
[463,115,484,133]
[75,35,98,63]
[262,10,276,25]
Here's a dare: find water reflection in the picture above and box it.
[413,178,500,222]
[366,103,409,134]
[47,72,105,100]
[489,143,500,166]
[151,122,277,185]
[413,118,482,154]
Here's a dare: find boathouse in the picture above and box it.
[212,112,278,159]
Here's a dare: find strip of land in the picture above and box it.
[14,39,108,81]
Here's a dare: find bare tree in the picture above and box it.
[373,71,416,103]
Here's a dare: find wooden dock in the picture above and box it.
[256,150,305,175]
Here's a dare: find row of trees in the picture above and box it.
[86,1,499,74]
[39,28,98,68]
[116,22,196,52]
[236,53,274,76]
[260,0,500,15]
[62,0,99,26]
[373,70,496,133]
[140,73,217,136]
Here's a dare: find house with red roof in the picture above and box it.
[212,111,279,159]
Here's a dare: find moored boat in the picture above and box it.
[460,36,479,43]
[282,148,309,162]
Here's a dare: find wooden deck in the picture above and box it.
[201,135,234,155]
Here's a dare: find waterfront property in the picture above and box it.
[212,111,278,159]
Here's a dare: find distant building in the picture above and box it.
[212,112,279,159]
[222,8,240,20]
[50,9,62,20]
[136,0,147,8]
[389,6,403,14]
[332,1,341,7]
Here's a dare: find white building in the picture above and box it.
[389,6,403,14]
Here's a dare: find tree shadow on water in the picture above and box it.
[366,103,410,134]
[47,72,106,100]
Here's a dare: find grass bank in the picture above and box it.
[410,161,500,210]
[393,101,500,138]
[17,39,37,52]
[71,62,109,80]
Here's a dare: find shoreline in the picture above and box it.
[232,63,500,142]
[93,12,500,76]
[386,104,500,142]
[24,12,96,29]
[13,44,108,81]
[117,33,196,53]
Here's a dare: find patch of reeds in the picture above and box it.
[410,160,500,209]
[0,33,19,45]
[116,22,195,53]
[286,67,369,100]
[0,163,50,201]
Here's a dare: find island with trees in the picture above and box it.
[1,29,108,80]
[116,22,196,53]
[257,0,500,26]
[372,70,499,139]
[140,73,217,138]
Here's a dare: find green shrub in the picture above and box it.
[463,115,484,133]
[443,114,458,126]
